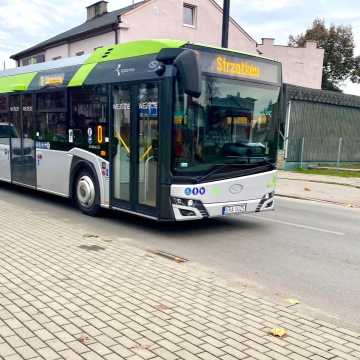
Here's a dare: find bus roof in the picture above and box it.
[0,39,280,94]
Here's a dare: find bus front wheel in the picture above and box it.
[75,170,100,216]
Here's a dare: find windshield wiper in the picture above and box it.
[196,160,274,183]
[196,164,247,183]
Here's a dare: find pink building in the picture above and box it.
[258,38,324,89]
[10,0,324,89]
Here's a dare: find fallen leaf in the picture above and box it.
[304,187,311,192]
[270,328,287,337]
[346,204,353,208]
[79,335,90,344]
[285,298,300,306]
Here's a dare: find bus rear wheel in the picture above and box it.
[75,170,100,216]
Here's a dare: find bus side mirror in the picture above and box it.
[174,50,201,98]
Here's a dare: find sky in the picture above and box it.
[0,0,359,95]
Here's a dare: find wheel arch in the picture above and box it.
[69,156,100,202]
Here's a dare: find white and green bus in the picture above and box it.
[0,39,281,221]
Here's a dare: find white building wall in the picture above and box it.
[69,32,115,57]
[258,38,324,89]
[45,44,68,61]
[120,0,257,54]
[15,1,325,90]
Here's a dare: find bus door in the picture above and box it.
[9,94,36,187]
[111,82,159,217]
[0,96,11,182]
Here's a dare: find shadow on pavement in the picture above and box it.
[0,181,264,238]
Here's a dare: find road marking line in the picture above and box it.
[245,215,345,236]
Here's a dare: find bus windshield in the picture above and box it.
[173,76,280,177]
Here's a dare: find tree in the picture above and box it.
[289,19,360,92]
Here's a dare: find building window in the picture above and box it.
[95,3,101,16]
[21,58,31,66]
[34,54,45,63]
[21,54,45,66]
[76,51,85,56]
[183,4,196,27]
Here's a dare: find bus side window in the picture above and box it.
[36,92,67,143]
[37,113,67,142]
[70,86,108,148]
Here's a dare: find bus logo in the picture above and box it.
[115,64,122,76]
[115,64,135,77]
[229,184,244,194]
[148,60,159,70]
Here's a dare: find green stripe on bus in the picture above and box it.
[68,63,97,87]
[0,72,37,94]
[85,39,188,64]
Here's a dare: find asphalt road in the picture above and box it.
[0,182,359,331]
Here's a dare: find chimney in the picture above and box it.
[261,38,275,47]
[87,1,108,21]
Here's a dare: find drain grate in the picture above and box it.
[149,250,188,263]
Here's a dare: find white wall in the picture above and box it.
[120,0,257,54]
[258,38,325,89]
[43,33,116,63]
[69,32,115,56]
[18,0,325,90]
[45,44,68,61]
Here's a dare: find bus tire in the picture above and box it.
[74,169,101,216]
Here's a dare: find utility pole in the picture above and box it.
[221,0,230,48]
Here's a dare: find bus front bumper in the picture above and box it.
[172,194,275,221]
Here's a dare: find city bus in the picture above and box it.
[0,39,281,221]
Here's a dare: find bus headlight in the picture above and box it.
[171,197,209,217]
[171,197,196,207]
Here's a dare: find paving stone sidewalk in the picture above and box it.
[0,199,360,360]
[277,171,360,208]
[278,171,360,188]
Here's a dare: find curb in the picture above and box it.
[275,194,360,208]
[278,177,360,190]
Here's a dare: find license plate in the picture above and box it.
[222,204,247,215]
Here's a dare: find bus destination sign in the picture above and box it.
[198,51,281,84]
[216,56,260,78]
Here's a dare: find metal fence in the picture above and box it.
[284,99,360,167]
[287,137,360,168]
